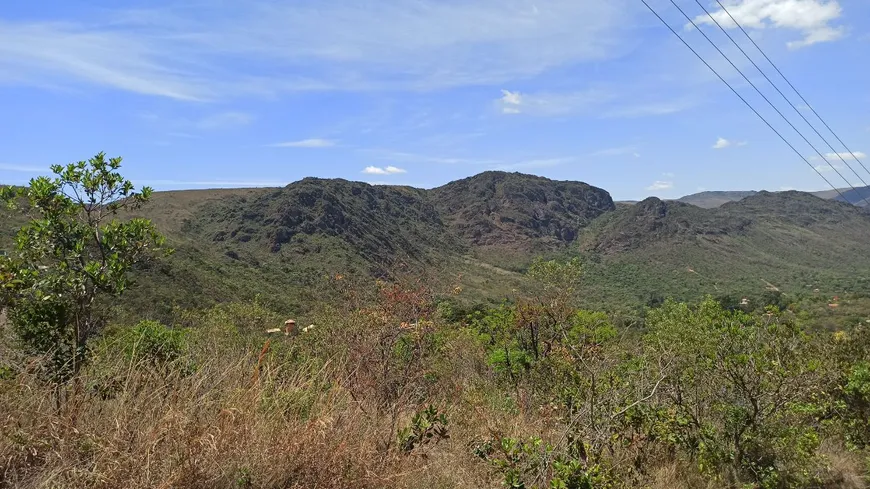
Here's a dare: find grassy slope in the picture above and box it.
[576,192,870,307]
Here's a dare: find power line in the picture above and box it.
[636,0,848,202]
[667,0,870,207]
[693,0,870,190]
[713,0,870,183]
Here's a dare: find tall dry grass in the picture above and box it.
[0,300,516,489]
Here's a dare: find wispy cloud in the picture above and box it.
[814,164,840,173]
[809,151,866,174]
[0,164,45,173]
[0,0,637,99]
[492,157,576,171]
[496,88,612,116]
[496,87,694,119]
[819,151,867,161]
[602,99,695,118]
[362,149,501,166]
[269,139,337,148]
[195,112,254,130]
[363,165,407,175]
[692,0,845,49]
[646,180,674,191]
[590,147,641,158]
[139,111,254,133]
[363,148,578,172]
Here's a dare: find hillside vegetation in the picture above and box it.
[5,172,870,320]
[3,160,870,488]
[577,191,870,306]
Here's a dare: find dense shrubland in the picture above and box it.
[1,157,869,488]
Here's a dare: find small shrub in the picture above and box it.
[398,405,449,453]
[121,320,188,367]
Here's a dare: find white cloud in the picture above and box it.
[363,165,407,175]
[0,1,636,98]
[821,151,867,161]
[809,151,866,174]
[693,0,845,49]
[713,137,732,149]
[814,164,840,173]
[646,180,674,191]
[500,90,523,106]
[713,137,748,149]
[269,139,337,148]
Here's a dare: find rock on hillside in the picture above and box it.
[187,177,463,269]
[582,191,867,255]
[429,171,615,249]
[580,197,752,254]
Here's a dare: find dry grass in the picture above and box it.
[3,298,869,488]
[1,349,391,488]
[0,310,510,489]
[817,440,868,489]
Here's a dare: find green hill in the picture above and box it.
[4,172,870,317]
[576,191,870,306]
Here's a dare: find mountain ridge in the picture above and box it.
[4,171,870,318]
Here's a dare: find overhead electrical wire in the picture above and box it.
[666,0,870,207]
[693,0,870,190]
[713,0,870,183]
[636,0,849,202]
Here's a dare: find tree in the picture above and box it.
[646,299,824,486]
[0,153,168,384]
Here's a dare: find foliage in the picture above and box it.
[3,167,870,487]
[474,436,615,489]
[0,153,167,383]
[841,363,870,447]
[119,320,189,367]
[646,299,826,487]
[398,405,449,453]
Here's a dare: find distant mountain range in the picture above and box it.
[3,172,870,318]
[676,186,870,208]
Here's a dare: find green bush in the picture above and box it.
[646,299,825,487]
[398,405,449,453]
[121,320,189,367]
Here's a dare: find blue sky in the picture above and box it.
[1,0,869,200]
